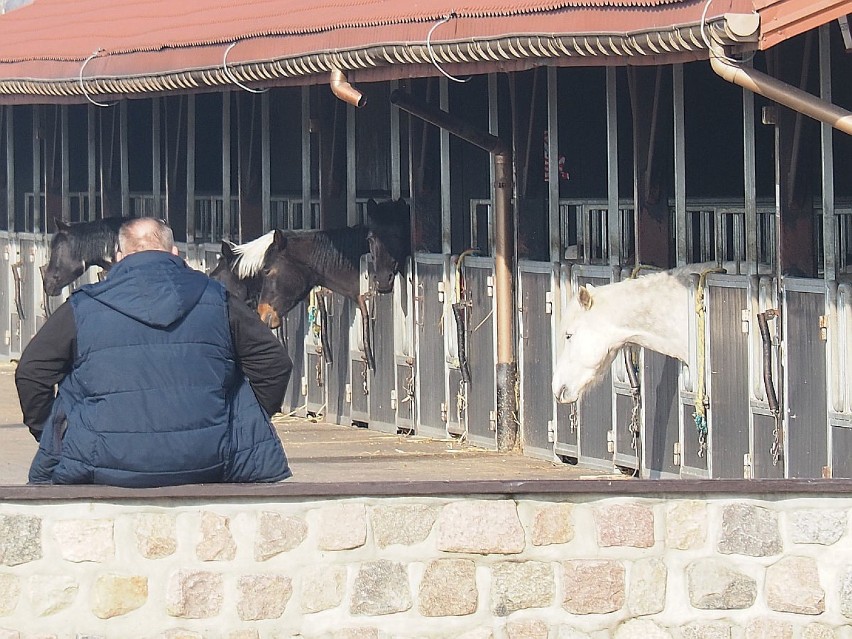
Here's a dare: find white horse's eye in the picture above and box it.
[564,333,573,340]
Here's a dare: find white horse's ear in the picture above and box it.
[578,285,594,310]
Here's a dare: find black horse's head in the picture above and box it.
[256,230,312,330]
[42,217,123,297]
[365,198,411,294]
[209,241,255,307]
[43,219,85,296]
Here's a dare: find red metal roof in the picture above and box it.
[0,0,841,101]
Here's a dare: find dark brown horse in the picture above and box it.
[249,198,410,370]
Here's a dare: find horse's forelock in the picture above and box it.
[232,231,275,279]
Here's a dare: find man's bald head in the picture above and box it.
[116,218,178,258]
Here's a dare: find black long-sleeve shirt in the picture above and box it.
[16,293,292,433]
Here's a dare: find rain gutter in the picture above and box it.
[0,20,742,101]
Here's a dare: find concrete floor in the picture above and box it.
[0,362,612,486]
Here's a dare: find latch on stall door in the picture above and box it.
[819,315,828,341]
[486,276,494,297]
[545,291,554,315]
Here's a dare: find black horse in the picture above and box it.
[42,217,124,298]
[255,198,411,370]
[208,240,262,308]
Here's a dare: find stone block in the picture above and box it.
[165,570,223,618]
[802,623,839,639]
[418,558,477,617]
[255,512,308,561]
[491,560,553,616]
[317,503,367,551]
[531,503,574,546]
[628,557,666,615]
[91,574,147,619]
[788,510,847,546]
[435,500,525,554]
[561,560,624,614]
[350,560,411,616]
[196,512,236,561]
[506,619,549,639]
[594,503,654,547]
[765,556,824,614]
[614,619,672,639]
[134,513,177,559]
[717,503,782,557]
[666,501,707,550]
[53,519,114,563]
[687,558,756,609]
[744,618,793,639]
[0,515,41,566]
[680,622,732,639]
[236,574,292,620]
[300,564,346,613]
[371,504,438,548]
[0,574,20,616]
[28,575,78,616]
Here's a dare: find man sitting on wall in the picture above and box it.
[16,217,292,487]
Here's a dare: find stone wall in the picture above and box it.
[1,491,852,638]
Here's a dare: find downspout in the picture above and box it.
[709,42,852,136]
[329,68,366,108]
[389,89,518,452]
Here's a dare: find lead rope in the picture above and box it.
[693,267,725,457]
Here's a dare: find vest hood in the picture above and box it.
[77,251,207,328]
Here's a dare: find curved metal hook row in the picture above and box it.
[79,49,115,108]
[223,42,269,94]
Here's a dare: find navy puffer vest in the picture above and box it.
[28,251,290,487]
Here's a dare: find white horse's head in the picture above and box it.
[552,284,622,404]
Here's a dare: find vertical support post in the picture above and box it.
[390,79,401,201]
[32,105,41,233]
[5,106,14,230]
[222,92,232,238]
[440,78,451,255]
[347,101,357,225]
[301,86,312,228]
[261,91,270,238]
[673,64,687,266]
[547,67,560,264]
[60,106,69,222]
[119,101,128,217]
[152,97,162,218]
[819,24,836,283]
[87,106,96,220]
[606,67,620,266]
[186,94,196,242]
[494,150,517,452]
[743,68,758,270]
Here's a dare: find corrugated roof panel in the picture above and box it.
[0,0,694,61]
[754,0,852,49]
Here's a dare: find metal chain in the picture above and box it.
[569,402,578,433]
[361,362,369,397]
[314,349,324,388]
[771,414,783,466]
[628,387,641,451]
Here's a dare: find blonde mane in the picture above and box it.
[231,231,275,279]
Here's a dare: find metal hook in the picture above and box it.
[426,14,471,83]
[223,42,269,94]
[79,49,115,108]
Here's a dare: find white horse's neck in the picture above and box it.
[591,270,691,363]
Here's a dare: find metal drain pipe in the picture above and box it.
[709,43,852,136]
[389,89,518,452]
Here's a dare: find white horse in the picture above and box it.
[551,263,722,404]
